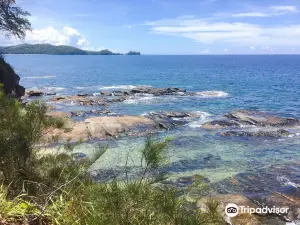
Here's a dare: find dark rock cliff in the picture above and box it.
[0,55,25,98]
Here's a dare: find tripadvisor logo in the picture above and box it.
[225,203,289,218]
[225,203,238,217]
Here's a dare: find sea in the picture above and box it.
[5,54,300,183]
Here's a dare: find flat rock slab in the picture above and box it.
[45,111,202,142]
[46,116,156,141]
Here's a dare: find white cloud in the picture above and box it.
[146,17,300,48]
[0,26,101,50]
[270,5,298,13]
[232,12,268,17]
[232,5,298,17]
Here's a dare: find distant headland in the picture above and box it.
[0,44,141,55]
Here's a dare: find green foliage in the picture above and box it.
[141,136,170,169]
[0,0,31,39]
[0,43,125,55]
[0,90,65,194]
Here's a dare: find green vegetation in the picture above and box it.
[0,90,226,224]
[0,0,31,39]
[0,44,141,55]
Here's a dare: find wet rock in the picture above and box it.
[45,92,56,96]
[225,110,300,127]
[202,120,241,129]
[220,129,291,138]
[131,87,187,96]
[77,93,91,97]
[51,96,66,101]
[27,90,44,97]
[90,109,111,115]
[70,109,112,117]
[146,111,199,130]
[71,111,86,117]
[100,91,111,96]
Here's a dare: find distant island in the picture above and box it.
[0,44,141,55]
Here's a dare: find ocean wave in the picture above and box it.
[28,86,66,92]
[102,85,151,90]
[75,85,151,90]
[43,86,65,91]
[124,96,160,105]
[24,76,56,79]
[124,94,179,105]
[188,111,212,128]
[196,91,229,98]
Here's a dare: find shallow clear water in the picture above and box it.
[5,54,300,182]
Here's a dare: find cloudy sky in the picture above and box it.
[1,0,300,54]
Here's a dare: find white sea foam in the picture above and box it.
[277,176,298,188]
[124,96,160,104]
[102,85,151,90]
[188,111,211,128]
[196,91,229,98]
[75,85,151,90]
[43,86,65,91]
[24,76,56,79]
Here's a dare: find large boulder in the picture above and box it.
[0,56,25,98]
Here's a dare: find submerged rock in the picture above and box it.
[212,162,300,223]
[220,129,291,138]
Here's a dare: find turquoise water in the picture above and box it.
[5,54,300,182]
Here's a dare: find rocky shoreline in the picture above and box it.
[29,86,300,224]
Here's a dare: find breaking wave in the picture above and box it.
[188,111,212,128]
[196,91,229,98]
[75,85,151,90]
[24,76,56,79]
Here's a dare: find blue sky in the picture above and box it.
[1,0,300,54]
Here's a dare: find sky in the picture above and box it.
[1,0,300,54]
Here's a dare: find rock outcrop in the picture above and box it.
[0,56,25,98]
[201,110,300,138]
[46,111,201,141]
[47,116,156,141]
[202,110,300,129]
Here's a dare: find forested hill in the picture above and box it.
[0,44,141,55]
